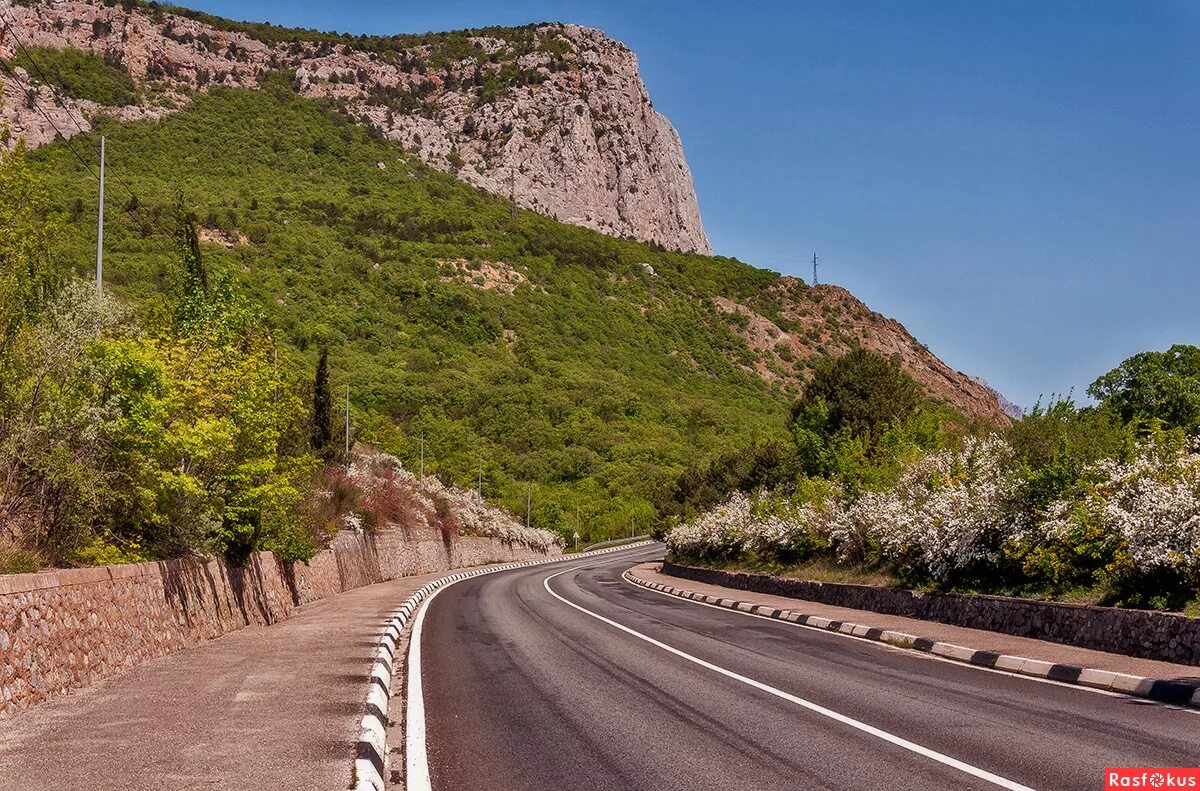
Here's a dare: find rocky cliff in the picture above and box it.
[0,0,710,253]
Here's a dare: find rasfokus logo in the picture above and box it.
[1106,769,1200,789]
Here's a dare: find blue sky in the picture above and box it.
[189,0,1200,409]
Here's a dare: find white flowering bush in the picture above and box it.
[667,491,826,565]
[1025,437,1200,606]
[668,430,1200,607]
[826,435,1027,585]
[332,448,561,552]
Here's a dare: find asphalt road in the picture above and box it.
[418,545,1200,791]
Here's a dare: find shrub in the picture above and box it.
[5,46,140,106]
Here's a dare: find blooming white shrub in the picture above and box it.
[666,432,1200,603]
[1043,439,1200,576]
[341,448,561,551]
[828,435,1026,583]
[666,491,821,562]
[669,436,1027,585]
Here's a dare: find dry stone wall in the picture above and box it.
[662,562,1200,666]
[0,528,557,715]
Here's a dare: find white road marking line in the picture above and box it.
[622,573,1200,714]
[404,556,638,791]
[545,567,1038,791]
[405,574,442,791]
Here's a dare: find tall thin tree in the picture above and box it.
[312,348,333,456]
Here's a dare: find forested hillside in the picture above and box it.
[24,85,789,544]
[16,82,1004,549]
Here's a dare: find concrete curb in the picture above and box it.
[350,541,655,791]
[623,569,1200,712]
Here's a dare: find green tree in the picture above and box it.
[1087,344,1200,433]
[791,348,921,441]
[0,140,60,388]
[312,347,333,455]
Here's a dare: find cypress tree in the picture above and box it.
[312,348,333,454]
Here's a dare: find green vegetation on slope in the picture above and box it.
[667,346,1200,612]
[30,84,792,545]
[1,137,318,570]
[1,46,140,106]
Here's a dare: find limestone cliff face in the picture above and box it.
[0,1,710,253]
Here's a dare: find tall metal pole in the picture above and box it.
[526,484,531,528]
[477,455,483,503]
[96,136,105,292]
[419,433,425,492]
[509,166,516,222]
[343,383,350,467]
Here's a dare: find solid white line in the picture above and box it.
[544,568,1039,791]
[405,579,441,791]
[403,551,652,791]
[621,574,1200,714]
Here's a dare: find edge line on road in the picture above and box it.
[621,570,1200,713]
[542,566,1040,791]
[399,543,656,791]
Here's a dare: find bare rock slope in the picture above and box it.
[715,280,1011,423]
[0,0,710,253]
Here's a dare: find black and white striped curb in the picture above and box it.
[350,541,655,791]
[624,570,1200,711]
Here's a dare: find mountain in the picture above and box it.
[1,2,1009,535]
[971,377,1024,419]
[714,281,1009,422]
[0,0,710,253]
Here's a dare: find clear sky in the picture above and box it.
[186,0,1200,409]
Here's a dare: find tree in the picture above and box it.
[312,348,333,455]
[1087,345,1200,433]
[0,140,61,389]
[791,348,922,441]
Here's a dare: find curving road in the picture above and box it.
[416,545,1200,791]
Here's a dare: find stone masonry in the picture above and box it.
[0,527,558,715]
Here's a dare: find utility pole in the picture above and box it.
[419,433,425,492]
[343,383,350,468]
[96,136,105,292]
[508,166,516,222]
[812,251,818,286]
[477,455,483,503]
[525,483,531,529]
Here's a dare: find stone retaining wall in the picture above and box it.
[0,529,557,715]
[662,562,1200,666]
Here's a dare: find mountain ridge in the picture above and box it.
[0,0,710,253]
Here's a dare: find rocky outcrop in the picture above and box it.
[0,0,710,253]
[714,279,1009,423]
